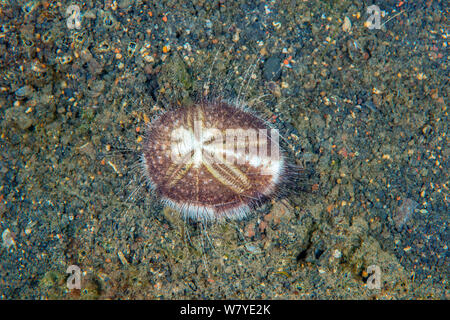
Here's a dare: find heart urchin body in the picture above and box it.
[141,99,289,222]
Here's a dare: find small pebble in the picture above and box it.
[245,243,262,254]
[232,30,240,42]
[393,198,418,230]
[15,85,34,99]
[342,16,352,32]
[17,113,33,130]
[25,221,35,235]
[263,56,282,81]
[2,228,16,248]
[333,249,342,259]
[117,251,129,265]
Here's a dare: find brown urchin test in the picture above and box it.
[142,99,286,222]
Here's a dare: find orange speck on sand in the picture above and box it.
[327,204,334,214]
[148,11,153,17]
[162,15,168,22]
[283,56,292,65]
[136,126,141,133]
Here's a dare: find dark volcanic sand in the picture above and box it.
[0,0,448,299]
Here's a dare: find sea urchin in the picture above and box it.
[142,99,287,222]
